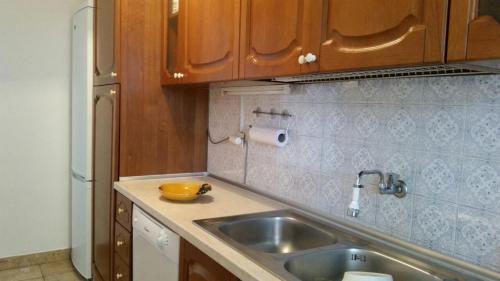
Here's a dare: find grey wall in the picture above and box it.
[207,75,500,272]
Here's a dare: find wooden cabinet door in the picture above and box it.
[93,85,120,281]
[95,0,120,85]
[173,0,240,84]
[180,239,239,281]
[448,0,500,61]
[239,0,319,79]
[317,0,448,71]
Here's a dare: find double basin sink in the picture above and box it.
[195,210,457,281]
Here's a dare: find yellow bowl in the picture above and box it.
[158,182,212,201]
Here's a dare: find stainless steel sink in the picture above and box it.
[285,248,443,281]
[218,216,337,254]
[195,210,460,281]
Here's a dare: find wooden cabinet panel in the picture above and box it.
[114,222,131,265]
[93,84,120,281]
[239,0,318,79]
[318,0,447,71]
[95,0,120,85]
[180,239,239,281]
[162,0,240,84]
[115,192,132,231]
[121,0,208,177]
[178,0,240,83]
[93,266,105,281]
[448,0,500,61]
[113,254,131,281]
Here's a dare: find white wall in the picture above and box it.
[0,0,80,258]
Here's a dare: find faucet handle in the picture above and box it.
[386,173,400,186]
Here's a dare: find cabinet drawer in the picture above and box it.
[114,253,131,281]
[114,222,131,265]
[115,192,132,231]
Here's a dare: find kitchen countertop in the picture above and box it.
[114,175,287,281]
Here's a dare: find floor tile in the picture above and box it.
[44,271,84,281]
[0,266,42,281]
[40,260,73,277]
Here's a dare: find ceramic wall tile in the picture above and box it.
[458,158,500,214]
[455,207,500,271]
[464,106,500,160]
[423,76,468,105]
[356,79,389,103]
[411,196,457,254]
[321,139,348,176]
[318,174,351,218]
[377,148,416,193]
[277,134,322,172]
[208,75,500,272]
[385,78,423,105]
[279,102,324,137]
[468,75,500,106]
[350,104,384,143]
[304,83,347,103]
[415,152,462,203]
[380,105,421,148]
[207,142,245,183]
[376,194,413,239]
[322,103,351,139]
[246,149,277,192]
[419,105,466,154]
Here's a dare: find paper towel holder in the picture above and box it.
[252,107,293,120]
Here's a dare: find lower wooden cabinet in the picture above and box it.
[114,253,131,281]
[115,192,133,231]
[180,239,239,281]
[114,222,132,265]
[112,192,133,281]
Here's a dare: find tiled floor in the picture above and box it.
[0,260,84,281]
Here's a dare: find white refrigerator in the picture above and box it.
[71,1,94,279]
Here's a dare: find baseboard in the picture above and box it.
[0,249,70,271]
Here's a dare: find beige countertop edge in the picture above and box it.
[114,176,288,281]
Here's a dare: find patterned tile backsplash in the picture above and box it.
[207,75,500,272]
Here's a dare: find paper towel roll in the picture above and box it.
[248,127,288,148]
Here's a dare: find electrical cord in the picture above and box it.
[207,130,230,144]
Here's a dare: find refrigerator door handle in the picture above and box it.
[72,170,92,182]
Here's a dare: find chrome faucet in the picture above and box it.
[347,170,407,217]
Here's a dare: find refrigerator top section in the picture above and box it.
[74,0,94,14]
[71,5,94,181]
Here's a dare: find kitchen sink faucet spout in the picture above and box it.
[347,170,407,217]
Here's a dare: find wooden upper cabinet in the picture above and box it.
[240,0,320,79]
[448,0,500,61]
[94,0,120,86]
[162,0,240,85]
[317,0,448,72]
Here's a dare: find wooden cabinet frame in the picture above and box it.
[448,0,500,61]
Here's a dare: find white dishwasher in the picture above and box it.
[133,206,180,281]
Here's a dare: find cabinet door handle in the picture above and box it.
[304,53,317,63]
[117,207,125,214]
[111,72,117,77]
[110,90,116,96]
[173,73,179,78]
[178,73,184,78]
[116,240,124,247]
[116,273,123,279]
[298,55,306,65]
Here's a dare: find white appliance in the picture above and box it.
[71,1,94,279]
[133,206,180,281]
